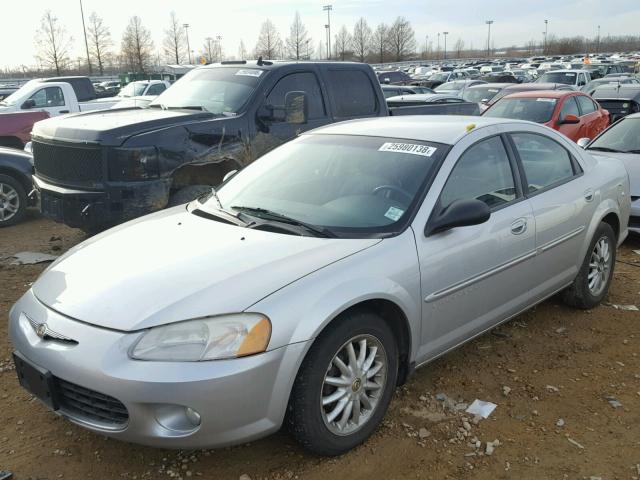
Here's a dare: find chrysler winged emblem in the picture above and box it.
[26,314,76,343]
[36,323,47,338]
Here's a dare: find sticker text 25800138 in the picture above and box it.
[378,142,437,157]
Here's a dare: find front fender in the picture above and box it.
[251,230,422,361]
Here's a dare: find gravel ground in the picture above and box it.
[1,211,639,480]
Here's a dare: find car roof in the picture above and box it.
[540,69,584,74]
[466,83,513,90]
[306,115,526,145]
[386,93,458,102]
[504,82,569,91]
[501,90,579,99]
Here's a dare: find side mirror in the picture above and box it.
[222,169,238,183]
[21,99,36,110]
[425,199,491,236]
[284,91,308,124]
[576,137,591,148]
[559,113,580,125]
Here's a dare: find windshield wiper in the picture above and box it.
[588,146,623,153]
[624,149,640,154]
[230,206,336,238]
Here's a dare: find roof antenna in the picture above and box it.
[257,56,263,66]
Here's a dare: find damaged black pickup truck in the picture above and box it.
[31,60,478,231]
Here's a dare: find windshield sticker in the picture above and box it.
[536,98,556,102]
[235,69,263,77]
[378,142,437,157]
[565,73,576,76]
[488,89,499,93]
[384,206,405,222]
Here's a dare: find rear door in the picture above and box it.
[508,131,595,295]
[576,95,607,138]
[416,134,536,357]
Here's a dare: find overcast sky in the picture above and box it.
[2,0,639,69]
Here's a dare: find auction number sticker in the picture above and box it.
[378,142,437,157]
[235,69,263,77]
[384,206,405,222]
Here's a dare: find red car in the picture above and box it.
[482,90,609,142]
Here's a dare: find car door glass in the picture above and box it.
[146,83,166,96]
[266,72,325,121]
[576,95,596,115]
[511,133,576,193]
[439,136,516,210]
[29,87,65,108]
[327,69,378,117]
[559,96,580,118]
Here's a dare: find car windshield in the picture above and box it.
[150,67,263,114]
[538,72,577,85]
[435,81,464,92]
[196,134,447,237]
[429,73,449,82]
[0,82,37,106]
[462,86,502,103]
[484,97,557,123]
[589,117,640,153]
[118,82,148,97]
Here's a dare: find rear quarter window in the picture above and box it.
[327,69,379,118]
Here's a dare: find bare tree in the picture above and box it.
[35,10,73,75]
[334,26,352,61]
[454,38,465,58]
[372,23,389,63]
[285,12,310,60]
[316,40,325,60]
[163,12,186,64]
[201,37,215,63]
[351,18,371,62]
[387,17,416,61]
[87,12,111,75]
[121,16,154,73]
[238,40,247,60]
[254,19,283,59]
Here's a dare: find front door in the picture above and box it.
[415,135,536,359]
[27,86,68,116]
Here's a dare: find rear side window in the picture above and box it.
[440,136,516,210]
[267,72,326,120]
[327,69,378,117]
[576,95,597,115]
[146,83,166,96]
[511,133,576,193]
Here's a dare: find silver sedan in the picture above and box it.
[10,116,630,455]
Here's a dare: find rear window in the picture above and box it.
[327,70,378,117]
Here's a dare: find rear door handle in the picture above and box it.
[511,218,527,235]
[59,110,70,114]
[584,189,594,202]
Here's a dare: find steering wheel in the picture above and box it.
[372,185,413,204]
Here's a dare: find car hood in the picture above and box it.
[32,206,379,331]
[591,151,640,196]
[31,107,218,146]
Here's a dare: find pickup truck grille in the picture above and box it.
[33,141,104,186]
[597,100,640,122]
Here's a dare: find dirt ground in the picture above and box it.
[0,211,639,480]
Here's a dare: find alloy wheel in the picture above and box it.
[587,236,612,296]
[0,182,20,223]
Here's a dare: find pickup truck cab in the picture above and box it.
[0,77,118,116]
[31,61,392,231]
[536,70,591,88]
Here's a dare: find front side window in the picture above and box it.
[559,96,580,118]
[511,133,576,193]
[576,95,597,115]
[198,134,448,236]
[484,97,557,123]
[29,87,65,107]
[145,83,166,96]
[266,72,325,120]
[440,136,516,210]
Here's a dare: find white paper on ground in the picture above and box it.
[465,399,497,419]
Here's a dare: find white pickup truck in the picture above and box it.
[536,69,592,89]
[0,77,118,117]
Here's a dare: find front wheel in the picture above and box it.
[287,310,398,455]
[563,222,616,309]
[0,173,27,227]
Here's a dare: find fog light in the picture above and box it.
[185,407,201,426]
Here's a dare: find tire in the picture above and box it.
[562,222,616,309]
[167,185,212,207]
[0,173,27,227]
[287,310,399,456]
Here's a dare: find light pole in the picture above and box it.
[424,35,429,59]
[205,37,213,63]
[79,0,92,74]
[183,23,192,64]
[597,25,601,54]
[323,5,332,60]
[443,31,449,60]
[543,19,548,54]
[216,35,222,62]
[437,32,440,60]
[485,20,493,58]
[324,24,330,59]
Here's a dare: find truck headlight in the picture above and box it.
[109,146,160,181]
[129,314,271,361]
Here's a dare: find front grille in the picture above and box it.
[598,100,639,120]
[56,378,128,427]
[33,141,104,186]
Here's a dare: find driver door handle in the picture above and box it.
[511,218,527,235]
[584,189,594,202]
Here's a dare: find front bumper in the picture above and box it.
[33,176,171,230]
[9,290,308,448]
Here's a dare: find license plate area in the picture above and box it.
[13,351,59,410]
[40,192,64,221]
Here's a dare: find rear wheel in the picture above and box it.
[287,310,398,455]
[563,222,616,309]
[0,173,27,227]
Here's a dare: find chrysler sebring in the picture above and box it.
[10,116,630,455]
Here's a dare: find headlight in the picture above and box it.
[129,313,271,361]
[109,146,159,181]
